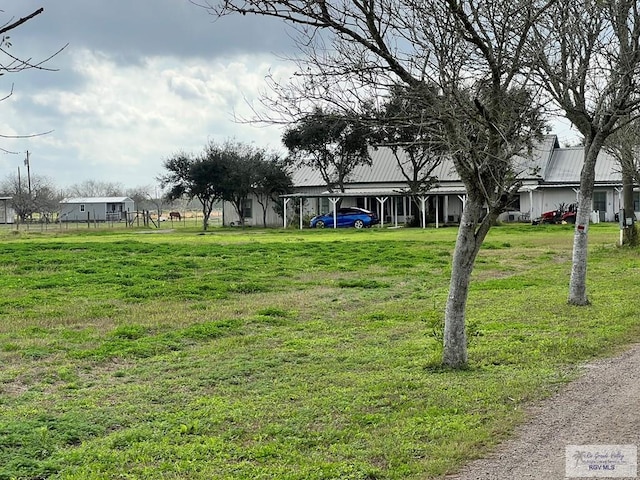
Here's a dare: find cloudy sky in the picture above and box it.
[1,1,580,193]
[0,1,297,191]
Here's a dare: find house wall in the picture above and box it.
[222,196,285,227]
[0,200,15,224]
[60,204,89,221]
[514,187,624,223]
[61,201,134,222]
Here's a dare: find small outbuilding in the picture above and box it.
[0,196,16,224]
[59,197,135,222]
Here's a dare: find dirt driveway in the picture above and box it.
[446,344,640,479]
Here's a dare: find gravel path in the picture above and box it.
[446,344,640,480]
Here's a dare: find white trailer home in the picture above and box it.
[59,197,135,222]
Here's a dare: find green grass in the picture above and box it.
[0,223,638,479]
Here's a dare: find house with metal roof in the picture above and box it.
[531,145,625,223]
[221,135,630,227]
[59,197,135,222]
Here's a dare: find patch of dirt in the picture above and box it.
[445,344,640,479]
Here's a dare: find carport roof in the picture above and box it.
[282,186,468,198]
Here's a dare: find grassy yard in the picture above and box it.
[0,223,639,479]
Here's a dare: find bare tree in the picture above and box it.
[1,172,60,222]
[604,118,640,245]
[64,180,125,198]
[125,185,166,218]
[532,0,640,305]
[199,0,550,368]
[1,8,67,152]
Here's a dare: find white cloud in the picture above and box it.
[3,49,294,189]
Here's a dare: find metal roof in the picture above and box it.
[292,135,559,188]
[60,197,133,204]
[543,147,621,184]
[291,146,458,187]
[291,135,631,194]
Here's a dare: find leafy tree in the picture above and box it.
[373,84,445,226]
[532,0,640,305]
[253,156,293,227]
[203,0,549,368]
[217,142,263,228]
[160,150,226,231]
[375,85,443,192]
[283,108,371,193]
[161,141,286,230]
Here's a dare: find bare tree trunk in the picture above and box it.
[568,191,592,305]
[568,141,601,305]
[622,156,639,246]
[443,198,489,368]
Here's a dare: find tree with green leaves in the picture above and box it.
[161,141,290,230]
[160,149,227,231]
[217,142,264,228]
[373,84,445,226]
[253,156,293,227]
[283,108,372,193]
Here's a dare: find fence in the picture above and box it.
[1,210,223,232]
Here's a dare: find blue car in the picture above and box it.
[310,207,379,229]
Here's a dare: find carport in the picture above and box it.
[281,188,466,229]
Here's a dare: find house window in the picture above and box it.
[80,204,85,212]
[395,197,405,216]
[593,191,607,212]
[243,199,253,219]
[320,197,330,213]
[634,192,640,212]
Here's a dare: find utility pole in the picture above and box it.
[25,151,32,196]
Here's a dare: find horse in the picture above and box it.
[169,211,181,221]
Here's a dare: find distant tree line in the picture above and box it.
[0,175,181,224]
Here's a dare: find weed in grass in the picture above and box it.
[227,281,271,294]
[256,307,291,317]
[337,279,390,289]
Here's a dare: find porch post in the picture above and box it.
[283,198,290,228]
[394,197,398,227]
[444,196,449,224]
[458,195,467,221]
[435,195,440,229]
[329,197,340,229]
[376,197,388,228]
[529,189,534,222]
[418,196,428,229]
[299,197,304,230]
